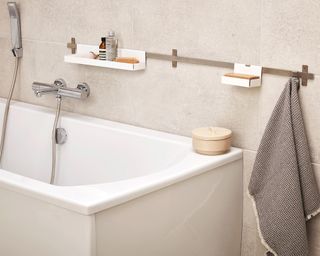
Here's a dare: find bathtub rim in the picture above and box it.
[0,99,243,215]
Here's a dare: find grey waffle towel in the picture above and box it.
[248,77,320,256]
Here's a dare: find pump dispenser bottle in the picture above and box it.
[106,31,118,61]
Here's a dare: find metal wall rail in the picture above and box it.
[66,38,314,86]
[146,49,314,86]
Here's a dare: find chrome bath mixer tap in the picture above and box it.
[32,78,90,99]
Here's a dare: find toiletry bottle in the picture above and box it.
[106,31,118,61]
[99,37,106,61]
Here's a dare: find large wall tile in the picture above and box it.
[132,0,261,64]
[82,65,143,124]
[261,0,320,74]
[18,0,134,47]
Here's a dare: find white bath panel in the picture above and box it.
[64,44,146,71]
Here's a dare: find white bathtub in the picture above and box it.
[0,99,243,256]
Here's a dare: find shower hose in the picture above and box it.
[0,57,20,165]
[50,96,62,184]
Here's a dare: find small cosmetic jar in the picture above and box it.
[192,127,232,155]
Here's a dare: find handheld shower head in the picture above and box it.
[7,2,23,58]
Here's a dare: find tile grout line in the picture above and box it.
[241,148,320,166]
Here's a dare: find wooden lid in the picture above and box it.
[115,57,140,64]
[192,127,232,141]
[224,73,260,80]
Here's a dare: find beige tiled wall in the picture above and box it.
[0,0,320,255]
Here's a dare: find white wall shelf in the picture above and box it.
[64,44,145,71]
[221,63,262,88]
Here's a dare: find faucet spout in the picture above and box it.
[34,87,59,97]
[32,79,66,97]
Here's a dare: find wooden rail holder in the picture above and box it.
[301,65,309,86]
[172,49,178,68]
[67,37,77,54]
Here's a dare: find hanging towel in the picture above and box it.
[248,77,320,256]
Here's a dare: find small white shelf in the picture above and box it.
[64,44,145,71]
[221,63,262,88]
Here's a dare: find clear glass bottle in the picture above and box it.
[99,37,106,61]
[106,31,118,61]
